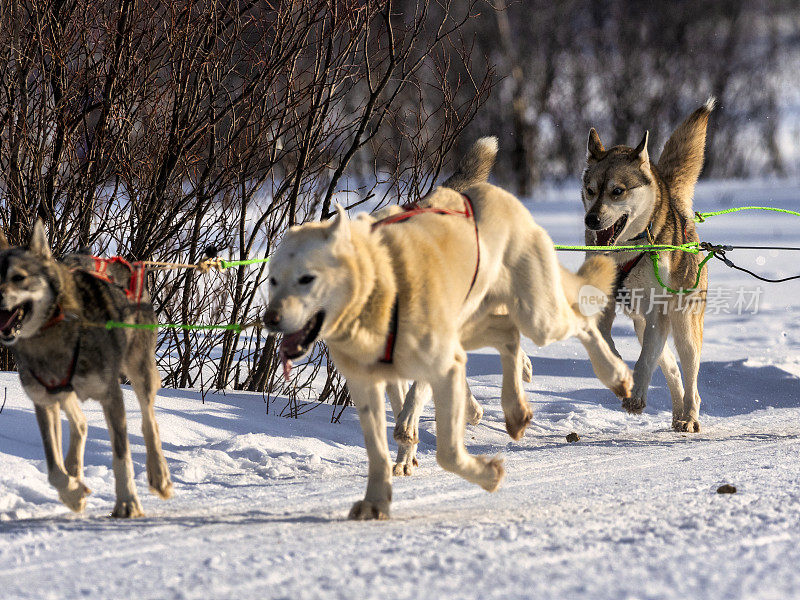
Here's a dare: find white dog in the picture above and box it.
[264,138,632,519]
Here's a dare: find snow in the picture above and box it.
[1,180,799,599]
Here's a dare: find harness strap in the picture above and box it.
[29,335,81,395]
[372,193,480,364]
[378,298,399,364]
[84,256,147,303]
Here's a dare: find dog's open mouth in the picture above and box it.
[0,301,32,344]
[278,311,325,381]
[594,214,629,246]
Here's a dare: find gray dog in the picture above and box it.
[0,222,171,517]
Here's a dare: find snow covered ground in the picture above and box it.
[1,180,799,599]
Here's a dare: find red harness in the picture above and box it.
[371,194,480,363]
[87,256,147,303]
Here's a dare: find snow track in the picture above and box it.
[0,180,799,599]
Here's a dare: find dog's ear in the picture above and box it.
[0,228,9,250]
[631,130,650,164]
[587,128,606,161]
[29,220,53,260]
[329,204,351,247]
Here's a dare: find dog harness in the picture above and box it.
[87,256,148,303]
[371,193,480,364]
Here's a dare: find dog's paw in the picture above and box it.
[477,456,505,493]
[348,500,390,520]
[147,459,174,500]
[504,404,533,441]
[466,395,484,426]
[622,381,646,414]
[522,354,533,383]
[57,478,92,513]
[611,368,634,400]
[673,418,701,433]
[111,498,145,519]
[622,394,646,415]
[393,423,419,446]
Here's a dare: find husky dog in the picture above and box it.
[582,98,714,432]
[264,138,632,519]
[0,223,172,517]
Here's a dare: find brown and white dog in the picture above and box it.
[581,99,714,432]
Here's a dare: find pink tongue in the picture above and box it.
[279,331,305,382]
[0,308,19,331]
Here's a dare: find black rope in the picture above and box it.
[709,251,800,283]
[726,245,800,251]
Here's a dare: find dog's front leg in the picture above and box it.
[34,401,91,513]
[61,393,87,480]
[100,387,144,518]
[349,381,393,520]
[626,310,671,414]
[431,353,504,492]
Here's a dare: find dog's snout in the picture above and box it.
[263,307,282,329]
[584,213,602,230]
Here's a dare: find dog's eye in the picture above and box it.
[585,187,595,196]
[10,273,25,283]
[612,187,624,196]
[298,275,315,285]
[269,277,278,286]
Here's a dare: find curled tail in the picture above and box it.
[577,255,616,302]
[442,136,498,192]
[657,97,715,211]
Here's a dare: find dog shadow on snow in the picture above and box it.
[467,352,800,418]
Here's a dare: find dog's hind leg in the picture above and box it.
[127,353,173,499]
[463,315,530,440]
[670,305,704,433]
[61,393,87,480]
[632,317,685,426]
[100,387,144,518]
[574,321,634,401]
[430,352,504,492]
[34,401,91,513]
[387,380,418,476]
[348,381,393,520]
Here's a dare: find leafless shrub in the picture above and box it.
[0,0,492,407]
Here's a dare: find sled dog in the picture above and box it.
[377,140,534,476]
[263,138,632,519]
[0,224,172,517]
[581,98,714,432]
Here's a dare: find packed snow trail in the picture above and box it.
[0,180,798,599]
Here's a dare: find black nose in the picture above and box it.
[584,213,601,230]
[263,308,281,329]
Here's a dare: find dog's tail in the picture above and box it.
[657,97,715,211]
[442,136,498,192]
[577,255,617,300]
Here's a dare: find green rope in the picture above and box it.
[695,206,800,222]
[219,257,270,268]
[649,251,715,294]
[103,321,250,332]
[553,242,701,254]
